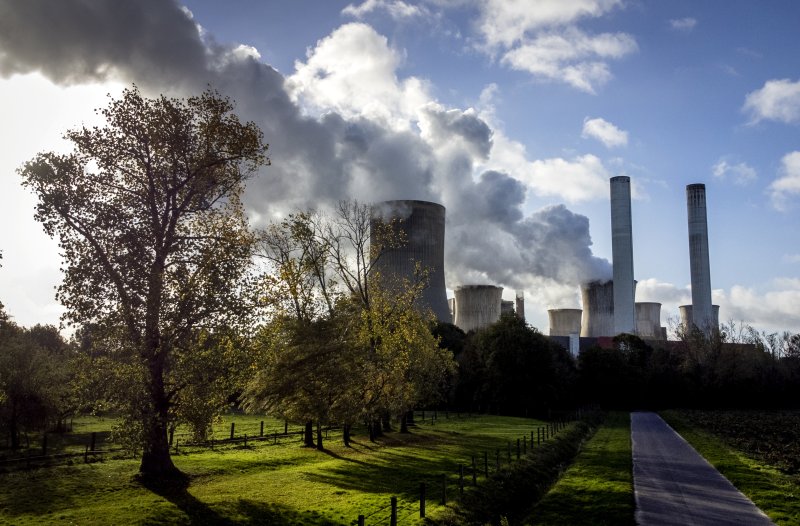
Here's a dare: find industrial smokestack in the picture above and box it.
[515,291,525,322]
[686,184,715,334]
[371,200,451,323]
[453,285,502,332]
[610,176,636,335]
[635,302,663,340]
[548,309,582,337]
[580,280,614,337]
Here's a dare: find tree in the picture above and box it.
[20,86,268,479]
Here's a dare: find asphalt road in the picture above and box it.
[631,412,774,525]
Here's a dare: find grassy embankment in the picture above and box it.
[523,411,634,526]
[661,410,800,525]
[0,414,549,525]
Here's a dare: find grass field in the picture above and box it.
[0,414,549,525]
[524,412,634,526]
[662,410,800,526]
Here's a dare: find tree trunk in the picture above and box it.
[139,355,182,480]
[400,412,409,433]
[343,423,351,447]
[407,410,415,424]
[316,422,324,451]
[381,413,392,432]
[303,420,314,447]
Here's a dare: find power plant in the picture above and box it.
[686,184,716,334]
[635,302,664,340]
[580,280,615,337]
[370,200,451,323]
[611,176,636,335]
[453,285,503,333]
[367,177,725,347]
[549,308,582,337]
[680,305,720,334]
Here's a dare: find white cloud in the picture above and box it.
[499,27,636,93]
[743,78,800,124]
[669,17,697,32]
[342,0,427,20]
[768,151,800,210]
[715,281,800,333]
[711,159,757,186]
[477,0,623,49]
[472,0,634,93]
[582,117,628,147]
[287,23,429,129]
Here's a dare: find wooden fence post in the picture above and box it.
[284,420,288,435]
[471,456,477,486]
[358,514,365,526]
[390,496,397,526]
[260,421,264,437]
[441,474,447,505]
[230,422,235,440]
[420,482,426,518]
[244,434,248,447]
[523,435,527,455]
[459,465,464,496]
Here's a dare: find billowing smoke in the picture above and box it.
[0,0,611,314]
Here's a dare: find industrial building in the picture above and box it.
[453,285,503,333]
[548,309,582,337]
[370,200,451,323]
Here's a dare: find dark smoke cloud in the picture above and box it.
[0,0,609,302]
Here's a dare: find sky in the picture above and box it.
[1,0,799,336]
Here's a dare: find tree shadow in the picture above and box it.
[141,475,235,525]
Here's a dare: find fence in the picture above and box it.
[350,410,586,525]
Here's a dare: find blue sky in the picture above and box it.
[1,0,799,334]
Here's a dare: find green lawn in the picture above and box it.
[0,414,547,525]
[524,412,634,526]
[661,410,800,526]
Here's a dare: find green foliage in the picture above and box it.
[19,85,268,477]
[0,319,72,447]
[454,314,576,415]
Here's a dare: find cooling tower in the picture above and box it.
[635,302,663,340]
[686,184,715,334]
[370,200,451,323]
[549,309,582,337]
[611,176,636,335]
[453,285,502,332]
[680,304,720,334]
[515,291,525,322]
[580,280,615,337]
[501,300,514,315]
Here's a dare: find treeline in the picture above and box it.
[436,317,800,413]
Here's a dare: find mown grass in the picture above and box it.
[661,410,800,525]
[523,411,634,526]
[0,414,547,525]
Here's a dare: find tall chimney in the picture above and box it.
[686,184,714,334]
[610,176,635,334]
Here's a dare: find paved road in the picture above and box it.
[631,412,774,526]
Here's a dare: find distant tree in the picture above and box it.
[0,320,69,448]
[19,86,267,479]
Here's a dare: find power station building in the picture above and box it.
[611,176,636,335]
[453,285,503,333]
[370,200,451,323]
